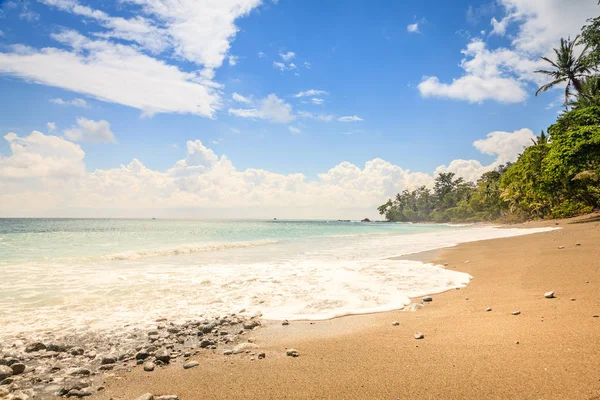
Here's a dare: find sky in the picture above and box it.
[0,0,598,219]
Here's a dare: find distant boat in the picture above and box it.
[273,218,277,220]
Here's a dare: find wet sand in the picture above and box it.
[94,214,600,400]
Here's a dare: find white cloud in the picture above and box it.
[407,23,420,33]
[273,61,286,71]
[230,127,241,134]
[2,0,266,117]
[228,55,239,66]
[298,111,335,122]
[0,127,534,218]
[288,126,301,134]
[304,62,311,69]
[228,94,295,123]
[294,89,328,98]
[0,31,220,117]
[50,97,89,108]
[258,51,266,58]
[0,30,4,37]
[473,128,534,164]
[311,98,324,105]
[232,92,252,104]
[64,117,117,144]
[280,51,295,61]
[419,1,596,104]
[47,122,57,132]
[338,115,364,122]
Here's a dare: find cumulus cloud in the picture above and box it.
[228,55,239,66]
[0,127,534,218]
[311,98,324,105]
[288,126,301,134]
[338,115,364,122]
[297,111,335,122]
[0,31,220,117]
[418,1,596,103]
[228,94,295,123]
[64,118,117,144]
[47,122,57,132]
[1,0,264,117]
[407,23,419,33]
[280,51,295,61]
[50,97,89,108]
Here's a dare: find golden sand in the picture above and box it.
[95,214,600,400]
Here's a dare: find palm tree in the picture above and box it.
[535,36,592,103]
[530,130,549,146]
[569,76,600,108]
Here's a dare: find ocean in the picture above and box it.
[0,218,554,342]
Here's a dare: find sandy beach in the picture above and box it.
[89,214,600,400]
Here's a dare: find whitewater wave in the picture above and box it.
[99,239,279,261]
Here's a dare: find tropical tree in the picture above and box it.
[535,36,592,103]
[531,130,549,146]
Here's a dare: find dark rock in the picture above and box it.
[10,363,26,375]
[361,218,371,222]
[70,348,84,356]
[135,351,150,360]
[243,320,260,330]
[77,387,93,397]
[25,342,46,353]
[281,320,289,326]
[46,344,68,352]
[155,396,179,400]
[199,340,215,348]
[422,296,433,302]
[258,352,266,359]
[155,349,170,364]
[100,355,117,365]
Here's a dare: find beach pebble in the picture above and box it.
[575,243,581,246]
[24,342,46,353]
[422,296,432,302]
[511,311,521,315]
[46,344,68,352]
[10,363,25,375]
[155,396,179,400]
[0,387,9,397]
[100,355,117,365]
[515,341,519,345]
[593,315,599,318]
[70,348,84,356]
[485,307,492,312]
[223,350,233,356]
[135,351,150,360]
[67,368,90,376]
[544,291,555,299]
[258,352,266,359]
[183,361,199,369]
[155,349,170,364]
[77,387,93,397]
[0,366,12,381]
[233,343,258,354]
[392,321,400,326]
[558,246,564,249]
[143,362,155,372]
[569,298,576,301]
[414,332,424,340]
[281,320,289,326]
[286,349,299,357]
[243,320,260,330]
[135,394,154,400]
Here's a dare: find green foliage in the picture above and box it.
[378,12,600,223]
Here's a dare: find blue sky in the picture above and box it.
[0,0,597,218]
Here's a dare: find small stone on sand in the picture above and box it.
[183,361,199,369]
[286,349,299,357]
[135,394,154,400]
[558,246,564,249]
[414,332,424,340]
[569,298,576,301]
[593,314,599,318]
[258,352,266,359]
[511,311,521,315]
[282,320,289,326]
[485,307,492,312]
[544,291,555,299]
[143,362,155,372]
[422,296,432,302]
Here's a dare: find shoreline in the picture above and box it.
[92,213,600,400]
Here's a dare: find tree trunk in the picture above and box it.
[572,77,584,94]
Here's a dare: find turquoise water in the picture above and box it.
[0,218,452,264]
[0,218,554,340]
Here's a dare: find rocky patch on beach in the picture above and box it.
[0,314,262,399]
